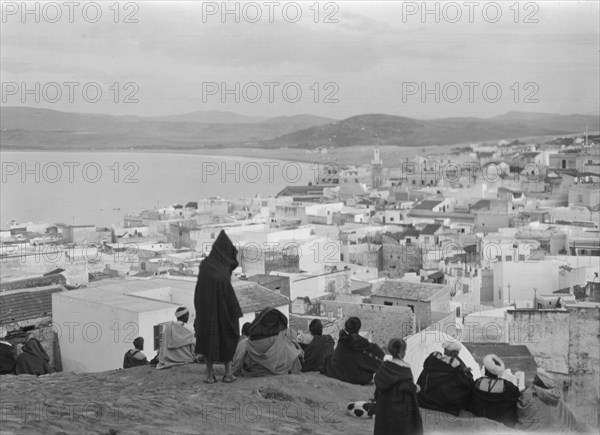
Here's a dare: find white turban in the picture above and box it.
[175,308,189,319]
[442,340,462,352]
[483,354,505,377]
[0,327,7,340]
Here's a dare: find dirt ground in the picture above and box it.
[0,364,529,435]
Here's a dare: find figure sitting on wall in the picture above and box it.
[15,336,53,376]
[232,307,303,377]
[466,354,520,427]
[517,368,579,433]
[416,340,475,416]
[156,307,198,370]
[0,327,17,376]
[300,319,334,373]
[322,317,385,385]
[123,337,149,369]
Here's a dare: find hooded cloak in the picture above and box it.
[15,338,52,376]
[301,334,334,373]
[517,383,578,432]
[194,230,243,362]
[416,351,475,416]
[156,321,196,370]
[374,360,423,435]
[232,308,302,376]
[123,349,149,369]
[322,330,384,385]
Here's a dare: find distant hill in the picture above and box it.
[1,107,597,150]
[263,112,600,148]
[146,110,268,124]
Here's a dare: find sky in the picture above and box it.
[1,0,599,119]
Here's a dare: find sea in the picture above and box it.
[0,151,316,228]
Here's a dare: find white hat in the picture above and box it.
[483,354,505,377]
[0,327,7,339]
[442,340,462,352]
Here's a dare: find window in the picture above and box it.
[496,256,502,262]
[562,160,566,169]
[498,289,502,299]
[340,254,344,261]
[384,301,393,306]
[210,232,215,239]
[390,217,394,222]
[463,284,470,293]
[505,255,512,261]
[578,195,583,203]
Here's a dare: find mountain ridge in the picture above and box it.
[1,107,597,150]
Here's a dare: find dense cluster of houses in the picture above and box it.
[1,134,599,426]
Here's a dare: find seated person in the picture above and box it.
[15,336,53,376]
[232,307,302,377]
[123,337,149,369]
[0,327,17,375]
[416,340,475,416]
[517,368,578,432]
[300,319,334,373]
[322,317,384,385]
[466,354,520,427]
[156,307,197,370]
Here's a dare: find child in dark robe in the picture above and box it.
[374,338,423,435]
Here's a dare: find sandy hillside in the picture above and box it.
[0,364,531,435]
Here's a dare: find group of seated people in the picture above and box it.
[343,329,580,433]
[0,327,54,376]
[120,309,579,432]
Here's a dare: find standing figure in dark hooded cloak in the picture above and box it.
[374,338,423,435]
[194,230,243,384]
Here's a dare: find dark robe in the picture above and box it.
[15,338,52,376]
[467,376,520,427]
[300,334,334,373]
[322,330,384,385]
[123,349,149,369]
[248,307,287,341]
[374,360,423,435]
[0,342,17,375]
[194,230,243,362]
[416,351,475,416]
